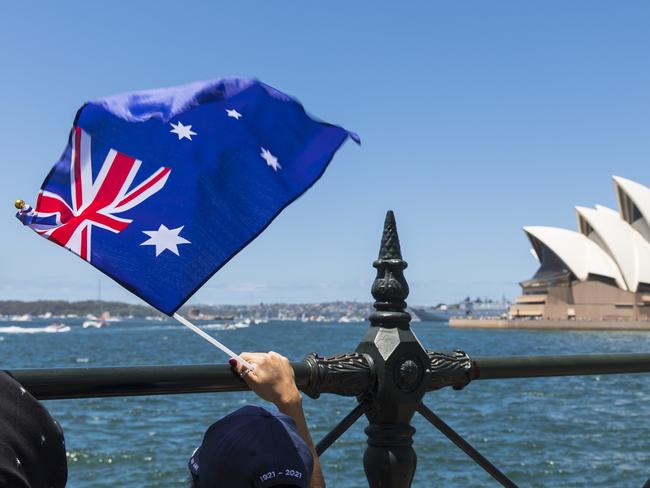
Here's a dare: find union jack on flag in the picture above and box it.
[26,127,171,261]
[17,78,358,315]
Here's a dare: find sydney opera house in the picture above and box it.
[510,176,650,321]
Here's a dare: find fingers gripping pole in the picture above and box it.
[172,313,254,370]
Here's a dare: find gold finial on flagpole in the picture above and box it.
[14,199,26,210]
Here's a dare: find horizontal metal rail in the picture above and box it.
[9,363,311,400]
[8,353,650,400]
[472,353,650,379]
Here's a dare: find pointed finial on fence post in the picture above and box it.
[370,210,410,322]
[378,210,402,260]
[358,211,423,487]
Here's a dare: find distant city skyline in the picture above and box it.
[2,2,650,307]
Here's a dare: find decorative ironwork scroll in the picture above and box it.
[303,352,374,399]
[426,349,473,391]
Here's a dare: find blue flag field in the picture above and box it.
[17,78,358,315]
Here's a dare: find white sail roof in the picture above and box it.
[524,226,627,290]
[613,175,650,241]
[576,205,650,292]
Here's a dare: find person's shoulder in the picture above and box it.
[0,370,19,386]
[0,443,31,488]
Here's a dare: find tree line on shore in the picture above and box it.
[0,300,160,318]
[0,300,375,321]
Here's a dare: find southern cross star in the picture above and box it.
[169,121,197,141]
[260,147,281,171]
[141,224,191,257]
[226,108,242,120]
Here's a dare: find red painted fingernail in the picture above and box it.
[228,358,237,367]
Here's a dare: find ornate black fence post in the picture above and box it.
[356,211,431,487]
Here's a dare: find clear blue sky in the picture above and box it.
[2,2,649,307]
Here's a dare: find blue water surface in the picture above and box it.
[1,319,650,487]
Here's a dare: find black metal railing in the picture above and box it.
[10,211,650,487]
[13,353,650,400]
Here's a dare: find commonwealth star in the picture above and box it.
[170,121,197,141]
[141,224,191,256]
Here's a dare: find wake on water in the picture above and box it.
[200,322,251,330]
[0,320,252,335]
[0,325,71,334]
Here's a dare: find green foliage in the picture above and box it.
[0,300,162,317]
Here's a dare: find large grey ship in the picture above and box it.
[410,307,455,322]
[411,298,508,322]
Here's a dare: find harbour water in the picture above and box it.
[2,318,650,487]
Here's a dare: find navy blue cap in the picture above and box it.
[189,405,313,488]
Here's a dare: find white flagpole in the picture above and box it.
[172,313,254,370]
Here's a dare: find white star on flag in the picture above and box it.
[169,121,197,141]
[141,224,191,256]
[226,109,242,120]
[260,147,281,171]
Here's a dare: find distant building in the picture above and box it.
[511,176,650,321]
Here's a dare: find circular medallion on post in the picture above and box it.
[394,355,423,392]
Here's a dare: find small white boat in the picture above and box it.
[231,319,251,328]
[82,320,105,329]
[101,311,121,323]
[82,311,112,328]
[10,314,32,322]
[45,323,71,333]
[230,318,265,328]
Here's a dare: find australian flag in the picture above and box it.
[17,78,359,315]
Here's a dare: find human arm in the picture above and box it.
[230,352,325,488]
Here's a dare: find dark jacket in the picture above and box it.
[0,371,67,487]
